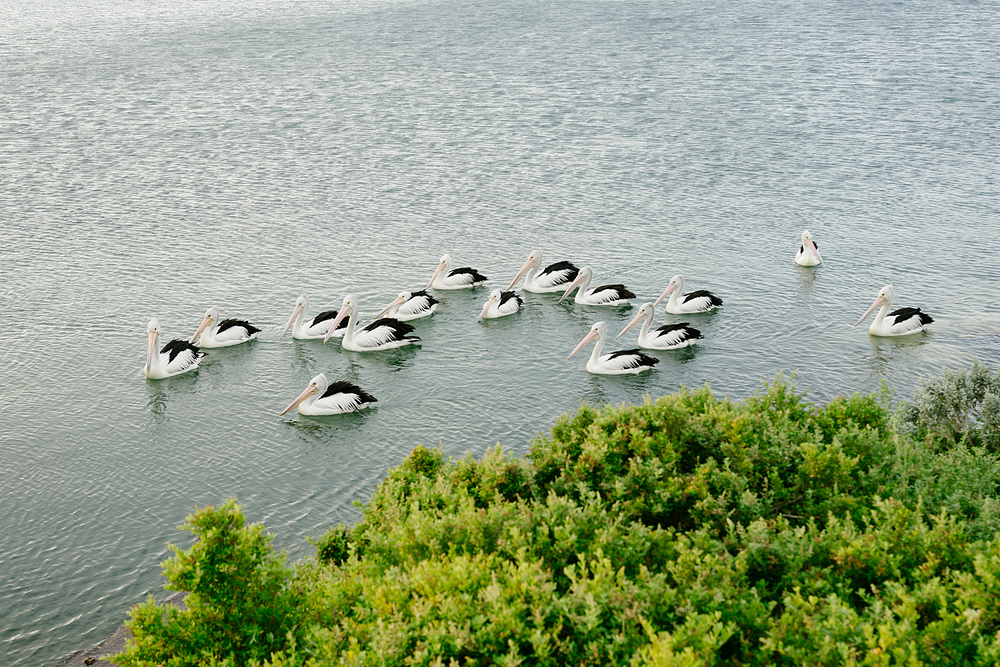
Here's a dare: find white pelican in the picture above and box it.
[795,230,823,266]
[616,303,703,349]
[145,318,205,379]
[279,373,377,416]
[855,285,933,336]
[568,321,659,375]
[477,289,523,321]
[654,275,723,314]
[426,253,488,290]
[324,294,421,351]
[280,295,346,340]
[506,250,580,293]
[372,290,439,321]
[189,306,261,348]
[558,266,635,306]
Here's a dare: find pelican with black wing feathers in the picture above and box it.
[855,285,933,336]
[324,294,420,351]
[145,318,205,379]
[795,230,823,266]
[427,253,488,290]
[372,290,439,321]
[279,373,377,416]
[568,321,658,374]
[477,289,523,321]
[280,295,347,340]
[506,249,580,293]
[616,303,703,349]
[654,274,723,314]
[190,306,261,347]
[558,266,635,306]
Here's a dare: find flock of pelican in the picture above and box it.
[144,234,934,415]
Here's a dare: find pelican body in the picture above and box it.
[617,303,702,349]
[654,275,723,314]
[478,289,523,321]
[855,285,933,336]
[145,318,205,379]
[325,295,421,351]
[558,266,635,306]
[190,306,261,347]
[568,321,658,375]
[427,253,488,290]
[795,230,822,266]
[280,373,377,416]
[281,295,347,340]
[373,290,439,321]
[506,250,580,293]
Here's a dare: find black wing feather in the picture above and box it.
[312,309,347,330]
[448,267,488,282]
[538,261,579,279]
[653,323,703,339]
[160,339,205,363]
[322,380,378,404]
[683,290,723,307]
[889,307,934,325]
[499,291,523,307]
[364,318,420,340]
[409,289,440,306]
[607,348,659,368]
[216,318,261,335]
[594,283,636,300]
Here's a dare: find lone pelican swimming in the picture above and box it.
[427,253,488,290]
[145,318,205,379]
[653,275,723,314]
[616,303,702,349]
[568,321,658,375]
[855,284,933,336]
[795,230,823,266]
[506,250,580,293]
[279,373,377,415]
[189,306,261,347]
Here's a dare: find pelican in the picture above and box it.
[568,321,659,375]
[654,275,723,314]
[279,373,377,416]
[477,289,523,321]
[372,290,439,321]
[280,295,346,340]
[426,253,488,290]
[558,266,635,306]
[506,250,580,293]
[324,294,421,351]
[795,230,823,266]
[189,306,261,348]
[145,318,205,379]
[616,303,703,349]
[855,285,933,336]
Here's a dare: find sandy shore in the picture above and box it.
[55,592,187,667]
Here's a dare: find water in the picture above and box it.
[2,0,998,663]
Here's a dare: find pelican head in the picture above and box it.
[280,295,310,339]
[373,291,410,320]
[506,250,542,290]
[558,266,593,303]
[325,294,356,343]
[279,373,329,416]
[855,285,894,327]
[427,254,452,287]
[617,303,655,339]
[653,275,683,307]
[477,289,502,322]
[145,318,161,375]
[190,305,220,343]
[568,321,606,359]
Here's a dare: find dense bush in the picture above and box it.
[116,369,1000,666]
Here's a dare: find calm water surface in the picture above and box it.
[2,0,998,663]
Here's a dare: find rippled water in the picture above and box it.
[2,0,998,663]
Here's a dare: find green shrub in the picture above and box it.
[899,360,1000,451]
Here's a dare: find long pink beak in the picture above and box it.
[805,237,820,259]
[145,331,157,375]
[477,295,497,322]
[652,284,676,307]
[616,309,647,340]
[855,295,887,327]
[189,314,213,343]
[280,304,303,339]
[505,258,536,291]
[373,295,406,320]
[568,329,598,359]
[323,303,351,343]
[279,385,317,416]
[558,273,586,303]
[426,262,446,288]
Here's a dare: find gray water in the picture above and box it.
[2,0,999,664]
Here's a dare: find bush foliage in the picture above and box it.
[117,368,1000,666]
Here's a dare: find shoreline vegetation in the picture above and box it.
[104,362,1000,666]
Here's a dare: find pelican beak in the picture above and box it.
[477,295,497,322]
[558,273,586,304]
[280,304,303,339]
[279,385,318,416]
[373,295,406,320]
[616,310,645,340]
[568,329,598,359]
[426,261,446,288]
[506,258,536,291]
[324,304,351,343]
[145,330,157,375]
[189,314,213,343]
[855,295,887,327]
[652,284,676,308]
[805,237,820,258]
